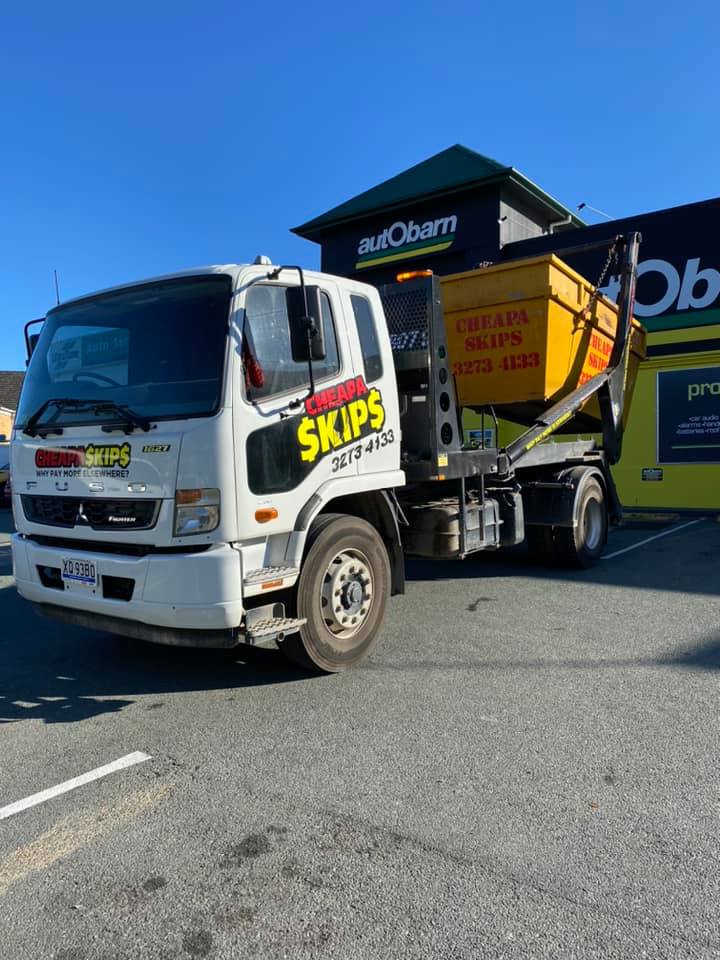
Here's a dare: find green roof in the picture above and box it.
[293,144,584,238]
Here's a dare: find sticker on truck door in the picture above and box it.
[246,375,390,496]
[297,375,386,463]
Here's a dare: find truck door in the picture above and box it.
[232,278,379,542]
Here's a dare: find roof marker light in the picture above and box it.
[396,269,433,283]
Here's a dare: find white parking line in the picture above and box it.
[0,752,151,821]
[602,519,702,561]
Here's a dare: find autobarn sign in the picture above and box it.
[502,197,720,331]
[355,215,458,271]
[320,193,501,281]
[599,255,719,320]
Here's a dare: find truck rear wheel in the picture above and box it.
[554,476,607,569]
[280,513,390,673]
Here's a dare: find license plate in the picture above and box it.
[61,557,98,588]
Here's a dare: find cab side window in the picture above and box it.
[243,285,340,401]
[350,294,383,383]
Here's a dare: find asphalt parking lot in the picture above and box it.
[1,509,719,959]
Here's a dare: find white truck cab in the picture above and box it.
[11,262,406,671]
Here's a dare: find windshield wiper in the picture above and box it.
[24,398,151,437]
[24,398,86,437]
[94,401,151,434]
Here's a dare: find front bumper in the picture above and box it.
[12,534,245,643]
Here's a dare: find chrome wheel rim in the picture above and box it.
[583,498,603,551]
[320,548,374,640]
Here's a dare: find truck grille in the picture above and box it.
[21,495,160,531]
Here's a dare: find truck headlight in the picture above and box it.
[174,488,220,536]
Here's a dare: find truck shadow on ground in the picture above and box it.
[376,633,720,675]
[0,542,11,578]
[2,513,718,726]
[0,509,15,537]
[666,636,720,670]
[404,517,720,599]
[0,583,315,728]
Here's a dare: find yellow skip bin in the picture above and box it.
[440,254,646,428]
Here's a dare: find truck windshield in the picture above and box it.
[16,275,232,430]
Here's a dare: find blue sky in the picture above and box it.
[1,0,717,369]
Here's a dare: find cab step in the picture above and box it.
[243,564,299,595]
[245,616,306,647]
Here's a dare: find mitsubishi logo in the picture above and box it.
[75,503,90,526]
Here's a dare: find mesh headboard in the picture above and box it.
[378,281,432,370]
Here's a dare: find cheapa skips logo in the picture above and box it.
[297,376,385,462]
[35,443,131,470]
[355,215,457,270]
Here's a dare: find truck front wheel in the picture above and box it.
[281,513,391,673]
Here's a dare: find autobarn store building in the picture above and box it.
[294,145,720,512]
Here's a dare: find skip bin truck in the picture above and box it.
[9,233,642,671]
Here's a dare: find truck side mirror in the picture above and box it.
[286,285,327,362]
[24,319,44,363]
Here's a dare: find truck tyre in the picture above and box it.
[281,513,391,673]
[554,476,607,569]
[525,525,556,564]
